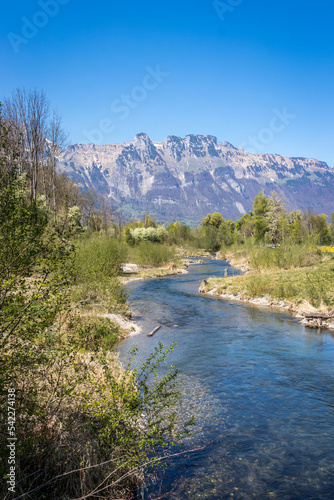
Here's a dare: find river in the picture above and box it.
[117,257,334,499]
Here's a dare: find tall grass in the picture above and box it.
[225,243,322,270]
[249,245,321,270]
[244,274,297,300]
[212,256,334,308]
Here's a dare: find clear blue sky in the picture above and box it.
[1,0,334,165]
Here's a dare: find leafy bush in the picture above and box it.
[72,236,128,312]
[131,225,168,244]
[132,241,175,266]
[74,235,128,278]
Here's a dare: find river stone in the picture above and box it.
[121,263,139,273]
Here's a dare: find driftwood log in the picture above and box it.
[303,312,334,327]
[304,313,333,319]
[147,325,161,337]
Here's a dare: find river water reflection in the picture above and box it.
[117,258,334,499]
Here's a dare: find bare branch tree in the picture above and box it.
[47,109,68,226]
[4,88,50,209]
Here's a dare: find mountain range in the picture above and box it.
[57,133,334,225]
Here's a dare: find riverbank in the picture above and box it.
[120,256,206,285]
[200,251,334,330]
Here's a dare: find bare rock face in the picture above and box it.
[57,133,334,224]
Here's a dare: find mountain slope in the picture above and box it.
[57,133,334,224]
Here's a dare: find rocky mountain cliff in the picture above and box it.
[57,133,334,225]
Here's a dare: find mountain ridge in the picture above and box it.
[57,133,334,225]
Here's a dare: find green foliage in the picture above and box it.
[265,193,285,244]
[305,212,331,245]
[125,342,194,453]
[0,118,74,388]
[143,212,157,228]
[232,193,333,248]
[235,213,253,244]
[130,225,168,244]
[72,236,128,312]
[290,211,304,244]
[130,241,175,267]
[252,192,269,242]
[2,335,194,498]
[248,245,321,270]
[167,221,194,245]
[200,212,235,250]
[74,235,128,278]
[68,205,83,232]
[124,226,135,246]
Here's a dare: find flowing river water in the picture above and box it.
[117,257,334,499]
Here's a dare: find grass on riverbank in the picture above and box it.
[210,247,334,312]
[218,244,323,271]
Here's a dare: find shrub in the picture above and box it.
[74,236,128,278]
[135,241,174,266]
[131,225,168,244]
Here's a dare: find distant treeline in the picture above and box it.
[120,194,334,251]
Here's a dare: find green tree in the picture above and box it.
[236,213,253,243]
[266,193,285,245]
[143,212,157,228]
[290,211,304,244]
[329,212,334,243]
[217,219,235,246]
[253,192,269,243]
[68,205,83,232]
[201,213,212,227]
[304,212,331,245]
[210,211,224,229]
